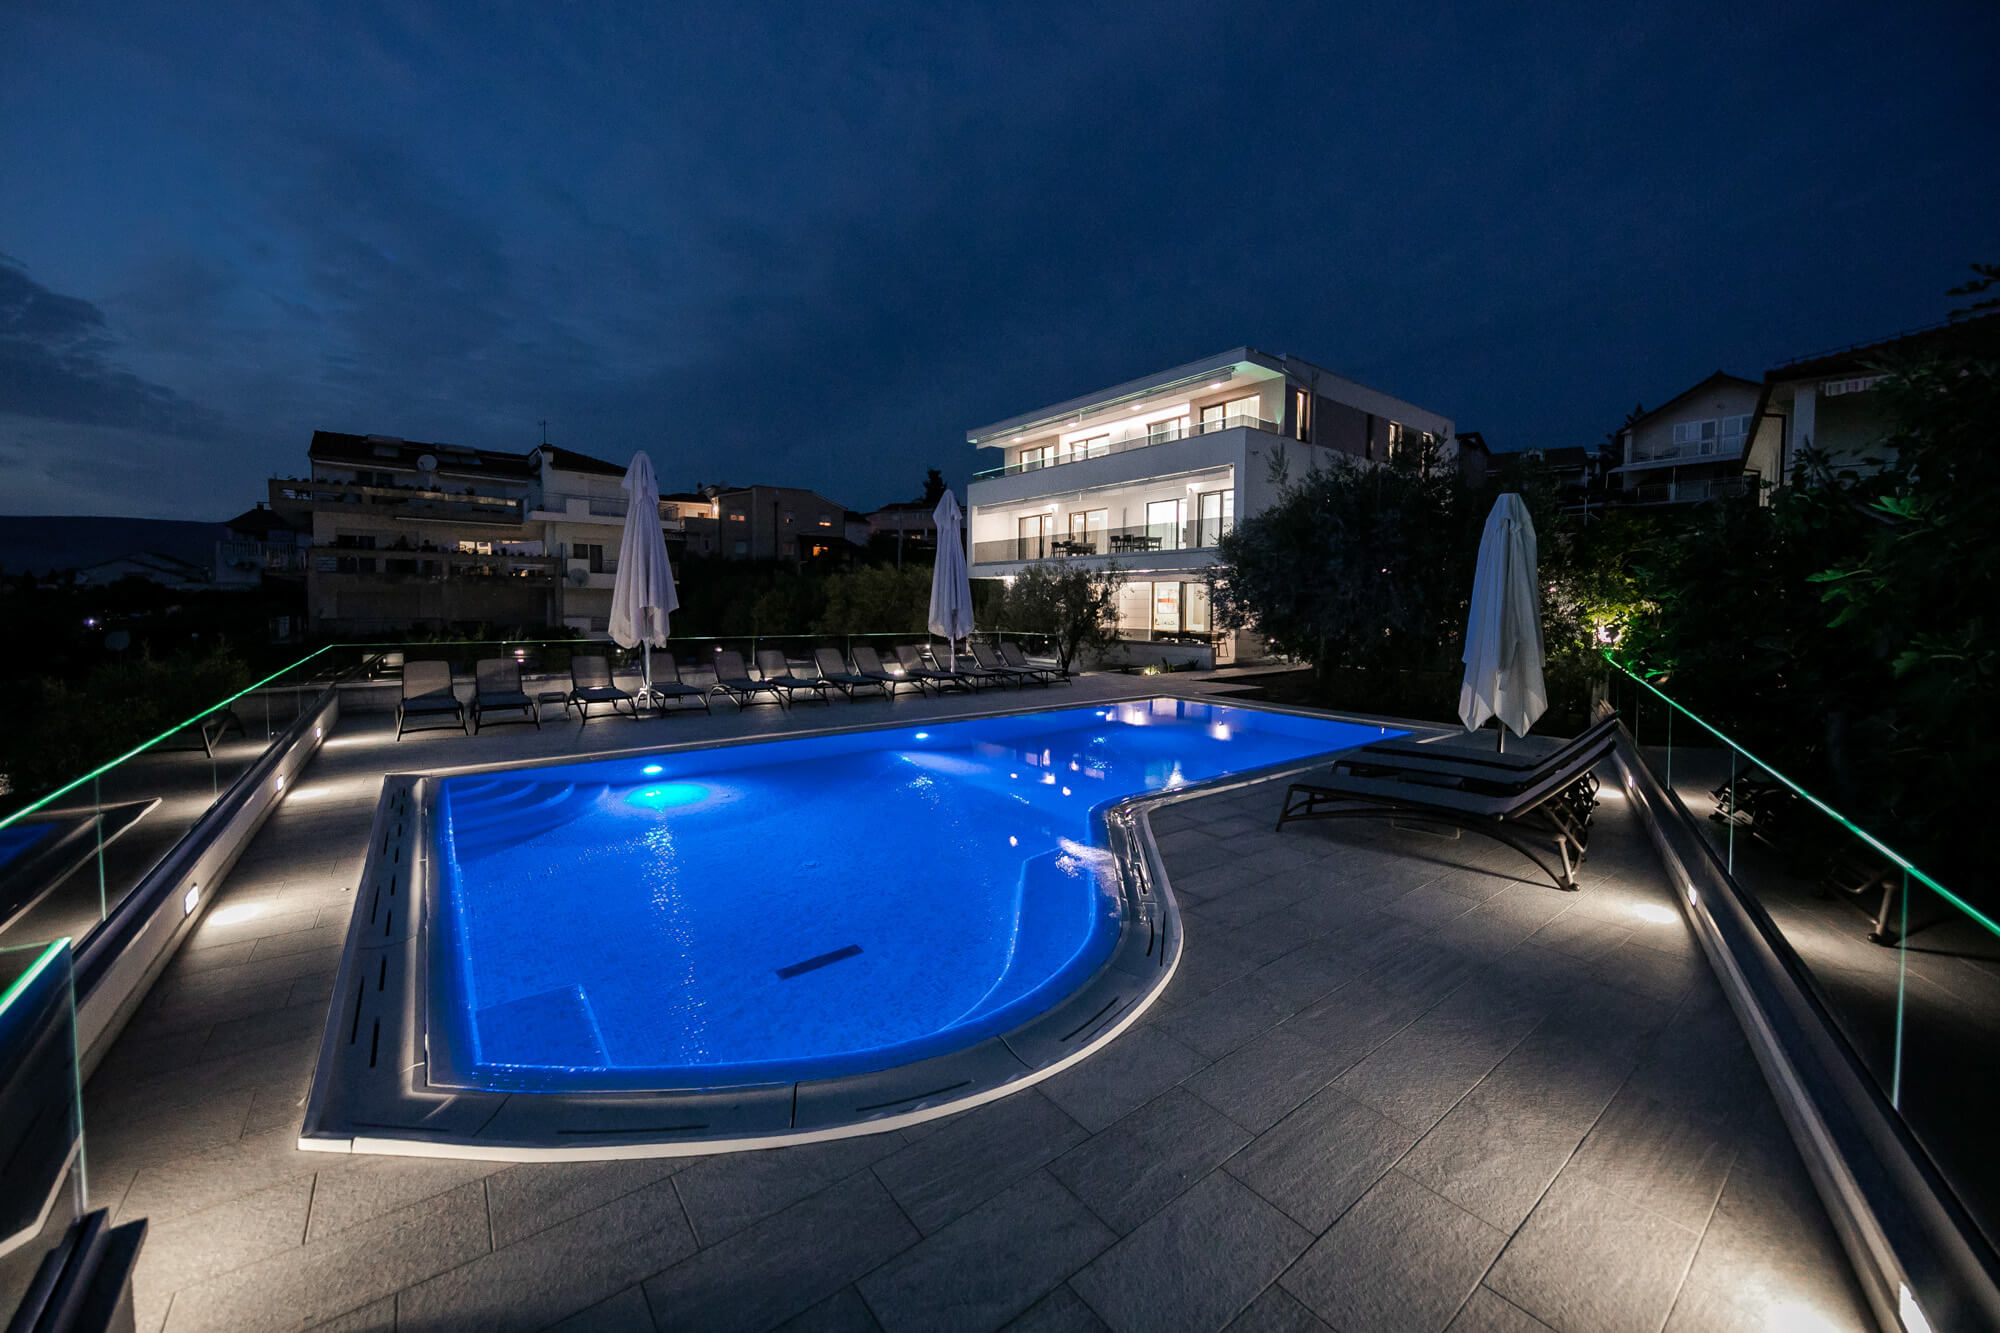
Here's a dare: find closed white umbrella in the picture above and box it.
[1458,492,1547,749]
[608,450,678,700]
[927,491,974,671]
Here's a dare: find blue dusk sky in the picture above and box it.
[1,1,1993,518]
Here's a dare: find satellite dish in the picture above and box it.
[567,567,591,585]
[417,454,438,473]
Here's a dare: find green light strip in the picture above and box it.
[0,647,331,831]
[1607,652,1999,941]
[0,938,70,1016]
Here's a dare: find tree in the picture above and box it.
[922,469,947,506]
[1208,434,1479,684]
[988,561,1120,672]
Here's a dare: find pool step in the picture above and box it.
[449,782,611,859]
[451,781,578,834]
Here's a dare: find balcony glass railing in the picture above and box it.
[972,518,1233,565]
[1629,439,1745,465]
[275,479,526,523]
[1606,656,2000,1262]
[973,413,1276,481]
[536,492,705,524]
[1633,477,1751,505]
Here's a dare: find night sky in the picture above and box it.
[3,2,1993,519]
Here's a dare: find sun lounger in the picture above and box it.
[896,644,976,693]
[851,645,925,698]
[757,649,831,706]
[395,660,467,740]
[567,655,639,722]
[815,647,889,700]
[1334,715,1615,820]
[1275,723,1617,891]
[710,650,788,710]
[642,654,711,715]
[999,641,1066,685]
[471,658,541,734]
[969,641,1033,687]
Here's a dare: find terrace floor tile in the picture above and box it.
[1070,1172,1311,1333]
[857,1171,1114,1333]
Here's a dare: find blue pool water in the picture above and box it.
[431,698,1396,1092]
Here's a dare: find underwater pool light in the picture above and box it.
[642,764,663,775]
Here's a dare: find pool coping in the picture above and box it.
[297,692,1433,1160]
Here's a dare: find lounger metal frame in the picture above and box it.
[567,656,640,723]
[814,648,890,700]
[470,658,542,735]
[709,650,789,710]
[394,661,468,741]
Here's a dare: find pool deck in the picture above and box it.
[81,676,1873,1332]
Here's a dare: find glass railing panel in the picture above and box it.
[0,649,341,957]
[972,520,1233,564]
[1608,658,2000,1253]
[972,415,1277,481]
[0,939,85,1314]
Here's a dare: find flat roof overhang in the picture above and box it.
[967,349,1287,448]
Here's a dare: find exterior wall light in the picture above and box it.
[183,884,200,916]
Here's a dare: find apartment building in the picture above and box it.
[274,433,864,633]
[964,347,1453,664]
[526,446,718,634]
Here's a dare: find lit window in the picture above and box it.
[1387,421,1405,459]
[727,511,746,522]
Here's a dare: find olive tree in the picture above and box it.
[988,560,1121,672]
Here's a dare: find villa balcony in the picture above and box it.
[533,491,702,528]
[1630,476,1751,505]
[971,518,1234,566]
[972,412,1277,483]
[273,477,528,526]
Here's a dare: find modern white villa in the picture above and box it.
[965,348,1454,663]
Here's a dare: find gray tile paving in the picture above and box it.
[1280,1170,1507,1333]
[857,1171,1113,1332]
[394,1176,696,1332]
[1047,1087,1251,1234]
[644,1173,920,1332]
[870,1089,1087,1234]
[68,701,1874,1332]
[1222,1085,1416,1232]
[1484,1173,1702,1333]
[1220,1285,1332,1332]
[1001,1284,1109,1332]
[1070,1172,1310,1333]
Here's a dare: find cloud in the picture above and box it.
[0,255,217,436]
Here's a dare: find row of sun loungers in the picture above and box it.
[392,643,1068,738]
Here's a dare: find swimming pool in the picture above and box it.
[426,698,1397,1095]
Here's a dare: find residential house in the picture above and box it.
[1750,313,2000,488]
[688,484,861,562]
[1454,431,1494,486]
[964,347,1454,665]
[215,504,307,587]
[1608,372,1769,509]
